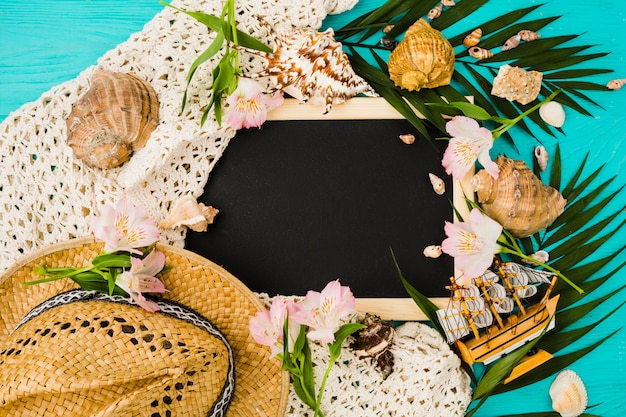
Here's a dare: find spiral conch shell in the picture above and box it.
[549,370,588,417]
[471,156,566,237]
[66,70,159,169]
[387,19,455,92]
[159,196,219,232]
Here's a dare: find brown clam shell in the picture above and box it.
[66,70,160,169]
[471,156,566,237]
[387,19,455,92]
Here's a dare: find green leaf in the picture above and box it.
[330,323,366,358]
[430,0,488,32]
[91,253,132,269]
[543,68,614,79]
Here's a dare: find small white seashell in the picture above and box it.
[502,34,521,51]
[534,145,549,172]
[427,4,443,20]
[399,133,415,144]
[423,245,443,258]
[441,0,455,6]
[521,250,550,265]
[159,195,219,232]
[428,173,445,195]
[539,101,566,128]
[549,370,588,417]
[607,78,626,90]
[518,29,540,42]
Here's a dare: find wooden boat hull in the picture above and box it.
[455,295,560,366]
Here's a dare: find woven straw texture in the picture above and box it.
[0,237,290,417]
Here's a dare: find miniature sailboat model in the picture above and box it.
[436,258,559,379]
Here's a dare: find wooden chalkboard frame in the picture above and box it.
[265,97,474,321]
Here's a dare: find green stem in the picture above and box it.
[313,352,337,417]
[499,246,584,294]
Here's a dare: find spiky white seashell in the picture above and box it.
[428,173,445,195]
[423,245,443,258]
[534,145,549,172]
[159,195,219,232]
[550,370,588,417]
[521,250,550,265]
[238,26,377,113]
[539,101,566,128]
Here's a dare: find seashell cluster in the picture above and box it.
[607,78,626,90]
[350,313,395,379]
[491,64,543,105]
[471,156,567,238]
[549,370,588,417]
[239,27,377,113]
[387,19,455,92]
[463,28,482,48]
[539,101,566,128]
[534,145,549,172]
[468,46,493,60]
[428,173,445,195]
[159,195,219,232]
[66,70,160,169]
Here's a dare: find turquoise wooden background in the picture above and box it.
[1,0,624,415]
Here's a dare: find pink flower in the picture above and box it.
[441,116,499,180]
[90,198,160,254]
[116,249,167,312]
[291,280,356,344]
[249,297,301,357]
[225,78,284,130]
[441,208,503,279]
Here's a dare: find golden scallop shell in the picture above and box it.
[387,19,455,92]
[470,156,566,237]
[66,70,160,169]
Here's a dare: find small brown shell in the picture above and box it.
[470,156,566,237]
[399,133,415,144]
[463,28,482,48]
[441,0,455,6]
[387,19,455,92]
[502,34,521,51]
[66,70,159,169]
[491,64,543,105]
[518,29,540,42]
[607,78,626,90]
[468,46,493,60]
[159,196,219,232]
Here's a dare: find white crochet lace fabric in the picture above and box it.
[0,0,472,414]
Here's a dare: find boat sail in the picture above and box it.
[436,258,559,372]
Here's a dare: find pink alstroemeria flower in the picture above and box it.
[90,198,161,254]
[291,280,356,344]
[116,249,167,312]
[225,77,284,130]
[441,116,499,180]
[441,208,503,279]
[249,297,301,358]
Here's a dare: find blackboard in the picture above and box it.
[185,99,466,319]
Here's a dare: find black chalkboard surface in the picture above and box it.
[185,103,456,307]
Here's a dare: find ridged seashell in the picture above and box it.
[521,250,550,266]
[502,34,521,51]
[534,145,549,172]
[423,245,443,258]
[66,70,159,169]
[549,370,588,417]
[463,28,482,48]
[238,27,377,113]
[441,0,455,6]
[468,46,493,60]
[427,4,443,20]
[539,101,566,128]
[387,19,455,92]
[428,173,445,195]
[399,133,415,144]
[607,78,626,90]
[518,29,541,42]
[159,196,219,232]
[491,64,543,105]
[471,156,567,238]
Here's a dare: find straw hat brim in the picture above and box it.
[0,236,290,417]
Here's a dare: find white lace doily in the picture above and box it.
[0,0,472,414]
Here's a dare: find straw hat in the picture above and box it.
[0,236,289,416]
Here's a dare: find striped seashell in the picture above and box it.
[502,34,521,51]
[468,46,493,60]
[428,173,445,195]
[238,26,377,113]
[463,28,482,48]
[387,19,455,92]
[550,370,588,417]
[66,70,160,169]
[471,156,566,237]
[607,78,626,90]
[518,29,541,42]
[428,4,443,20]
